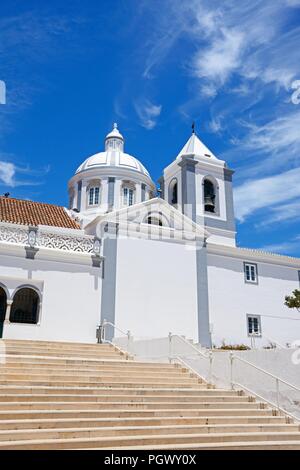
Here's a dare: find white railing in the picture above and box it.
[168,334,213,383]
[100,321,300,421]
[229,352,300,420]
[100,319,132,352]
[171,356,208,385]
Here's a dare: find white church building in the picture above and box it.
[0,124,299,348]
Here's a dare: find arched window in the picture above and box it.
[10,288,40,325]
[88,186,100,206]
[0,286,7,338]
[69,189,75,210]
[147,216,163,226]
[169,179,178,205]
[204,179,216,213]
[123,187,134,206]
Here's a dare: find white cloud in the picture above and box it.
[225,110,300,176]
[259,236,300,255]
[209,115,223,133]
[256,200,300,227]
[0,159,49,188]
[244,112,300,155]
[134,99,162,129]
[285,0,300,6]
[0,162,16,186]
[234,167,300,221]
[0,81,6,105]
[194,28,245,86]
[141,1,300,96]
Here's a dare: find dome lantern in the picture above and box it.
[68,123,156,223]
[105,122,124,152]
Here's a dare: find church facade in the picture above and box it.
[0,124,299,348]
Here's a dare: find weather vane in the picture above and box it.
[192,121,195,134]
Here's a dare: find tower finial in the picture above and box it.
[105,122,124,151]
[192,121,195,134]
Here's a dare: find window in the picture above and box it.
[69,189,75,210]
[169,179,178,205]
[123,187,134,206]
[89,187,100,206]
[204,179,216,213]
[244,263,258,284]
[147,216,163,226]
[10,288,40,324]
[247,315,262,337]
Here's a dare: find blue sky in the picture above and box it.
[0,0,300,256]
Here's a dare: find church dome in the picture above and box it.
[75,123,151,178]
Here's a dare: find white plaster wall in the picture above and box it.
[207,253,300,347]
[115,238,199,341]
[1,254,102,343]
[207,234,236,247]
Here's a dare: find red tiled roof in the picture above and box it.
[0,197,80,229]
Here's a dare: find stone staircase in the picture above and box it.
[0,339,299,450]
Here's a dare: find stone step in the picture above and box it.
[6,351,128,360]
[0,380,204,388]
[0,372,200,381]
[0,362,179,372]
[100,440,300,450]
[2,339,106,348]
[0,394,252,403]
[2,349,125,359]
[0,401,265,411]
[0,339,297,450]
[0,415,288,431]
[1,431,300,450]
[0,368,191,378]
[0,356,147,366]
[0,408,276,421]
[0,423,297,442]
[1,340,114,352]
[0,386,223,396]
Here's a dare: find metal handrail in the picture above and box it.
[99,323,300,420]
[230,353,300,393]
[170,334,210,360]
[104,339,133,361]
[172,356,208,384]
[102,320,130,339]
[233,381,298,423]
[169,335,213,383]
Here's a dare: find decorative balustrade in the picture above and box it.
[0,222,94,254]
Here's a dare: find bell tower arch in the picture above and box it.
[161,126,236,246]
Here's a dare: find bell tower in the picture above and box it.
[160,126,236,247]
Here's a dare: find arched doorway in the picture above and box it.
[0,287,7,338]
[10,288,40,325]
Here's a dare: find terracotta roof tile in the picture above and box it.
[0,197,80,230]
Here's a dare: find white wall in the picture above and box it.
[1,253,102,343]
[207,253,300,347]
[114,238,199,341]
